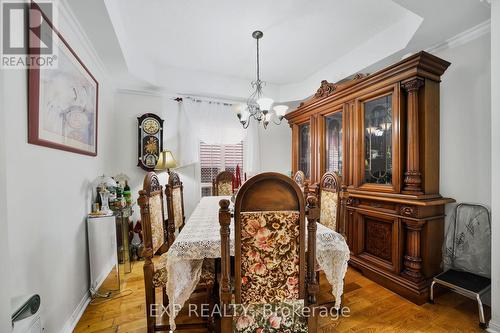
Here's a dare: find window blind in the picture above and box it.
[200,141,244,197]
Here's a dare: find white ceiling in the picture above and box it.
[115,0,411,85]
[67,0,490,102]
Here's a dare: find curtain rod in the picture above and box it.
[172,95,242,106]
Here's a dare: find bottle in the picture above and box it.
[95,186,102,206]
[116,185,123,199]
[124,180,132,205]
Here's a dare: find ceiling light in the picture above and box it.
[237,30,288,129]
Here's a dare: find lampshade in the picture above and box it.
[232,103,246,116]
[273,105,289,117]
[114,173,130,184]
[93,175,117,188]
[241,108,250,122]
[155,150,177,171]
[257,97,274,112]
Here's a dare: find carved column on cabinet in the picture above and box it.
[338,184,349,238]
[402,78,424,193]
[402,217,425,281]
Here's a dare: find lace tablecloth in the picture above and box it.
[161,196,350,330]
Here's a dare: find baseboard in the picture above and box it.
[61,292,90,333]
[488,320,500,333]
[92,260,115,294]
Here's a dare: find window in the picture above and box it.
[200,141,244,197]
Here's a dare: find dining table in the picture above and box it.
[160,195,350,330]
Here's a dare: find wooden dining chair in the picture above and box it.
[219,172,320,332]
[293,170,308,193]
[164,171,186,245]
[317,171,341,232]
[138,172,215,333]
[212,170,233,196]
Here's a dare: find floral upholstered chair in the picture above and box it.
[164,171,186,245]
[218,172,320,333]
[138,172,215,333]
[318,172,341,232]
[213,170,234,196]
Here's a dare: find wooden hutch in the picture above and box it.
[285,51,454,304]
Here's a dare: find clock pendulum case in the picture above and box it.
[137,113,164,171]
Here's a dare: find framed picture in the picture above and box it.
[28,2,98,156]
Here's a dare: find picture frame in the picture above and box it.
[28,1,99,156]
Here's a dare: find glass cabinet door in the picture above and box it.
[364,95,392,185]
[325,112,342,175]
[298,123,311,178]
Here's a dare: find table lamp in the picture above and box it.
[93,175,117,214]
[155,150,177,174]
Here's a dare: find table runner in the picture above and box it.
[161,196,350,330]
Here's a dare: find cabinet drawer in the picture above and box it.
[357,199,397,214]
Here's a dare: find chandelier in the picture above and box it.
[233,30,288,129]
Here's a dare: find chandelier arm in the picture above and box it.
[272,117,283,125]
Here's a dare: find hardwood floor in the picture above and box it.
[75,260,488,333]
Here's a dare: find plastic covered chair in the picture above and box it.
[430,203,491,329]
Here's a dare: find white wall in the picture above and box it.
[436,33,491,207]
[431,33,492,306]
[3,2,116,332]
[430,31,493,305]
[258,121,292,176]
[112,92,296,220]
[490,0,500,330]
[0,66,12,333]
[111,91,205,219]
[432,27,494,313]
[112,92,167,221]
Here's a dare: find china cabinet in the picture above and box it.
[285,51,454,304]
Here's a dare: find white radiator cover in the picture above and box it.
[87,216,117,293]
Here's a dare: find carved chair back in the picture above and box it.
[212,170,233,196]
[138,172,167,258]
[318,172,341,232]
[293,170,307,193]
[236,172,306,304]
[165,171,185,244]
[137,172,169,332]
[219,172,319,332]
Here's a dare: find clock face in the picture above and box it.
[142,118,160,135]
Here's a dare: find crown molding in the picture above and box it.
[57,0,110,81]
[425,19,491,54]
[116,88,166,97]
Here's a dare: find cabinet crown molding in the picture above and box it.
[286,51,450,122]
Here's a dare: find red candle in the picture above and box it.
[235,165,241,188]
[231,174,235,193]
